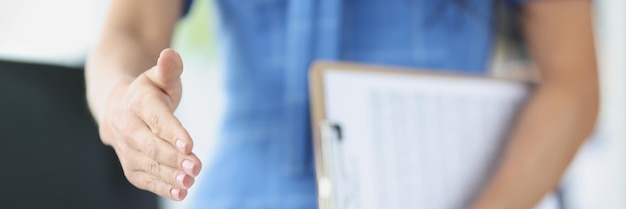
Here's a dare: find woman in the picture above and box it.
[86,0,598,208]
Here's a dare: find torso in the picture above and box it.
[193,0,497,208]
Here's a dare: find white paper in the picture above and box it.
[322,69,533,209]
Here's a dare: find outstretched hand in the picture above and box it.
[99,49,202,201]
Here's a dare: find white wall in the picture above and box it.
[0,0,108,66]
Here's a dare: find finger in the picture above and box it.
[145,48,183,96]
[128,171,188,201]
[129,150,195,189]
[131,93,194,154]
[126,117,202,176]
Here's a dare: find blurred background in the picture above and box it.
[0,0,623,208]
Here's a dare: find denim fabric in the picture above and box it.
[191,0,526,208]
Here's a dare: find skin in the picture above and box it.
[86,0,598,206]
[471,1,598,208]
[86,0,200,201]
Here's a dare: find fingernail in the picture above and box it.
[182,160,196,176]
[171,187,181,200]
[176,173,195,188]
[179,189,188,200]
[176,139,187,153]
[176,173,186,188]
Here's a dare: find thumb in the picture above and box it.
[146,48,184,91]
[144,48,184,108]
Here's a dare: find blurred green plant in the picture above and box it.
[173,0,216,57]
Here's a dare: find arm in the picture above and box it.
[471,1,599,208]
[87,0,181,121]
[86,0,202,201]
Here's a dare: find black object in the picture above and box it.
[331,124,342,141]
[0,60,158,209]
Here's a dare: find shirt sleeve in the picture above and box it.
[507,0,538,6]
[181,0,193,17]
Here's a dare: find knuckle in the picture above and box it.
[148,159,161,174]
[150,114,162,134]
[143,175,158,191]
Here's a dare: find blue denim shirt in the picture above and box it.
[189,0,528,208]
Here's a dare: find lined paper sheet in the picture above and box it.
[322,69,535,209]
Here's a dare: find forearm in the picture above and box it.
[83,0,201,201]
[471,77,599,209]
[85,30,163,123]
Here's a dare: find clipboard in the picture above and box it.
[309,61,533,209]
